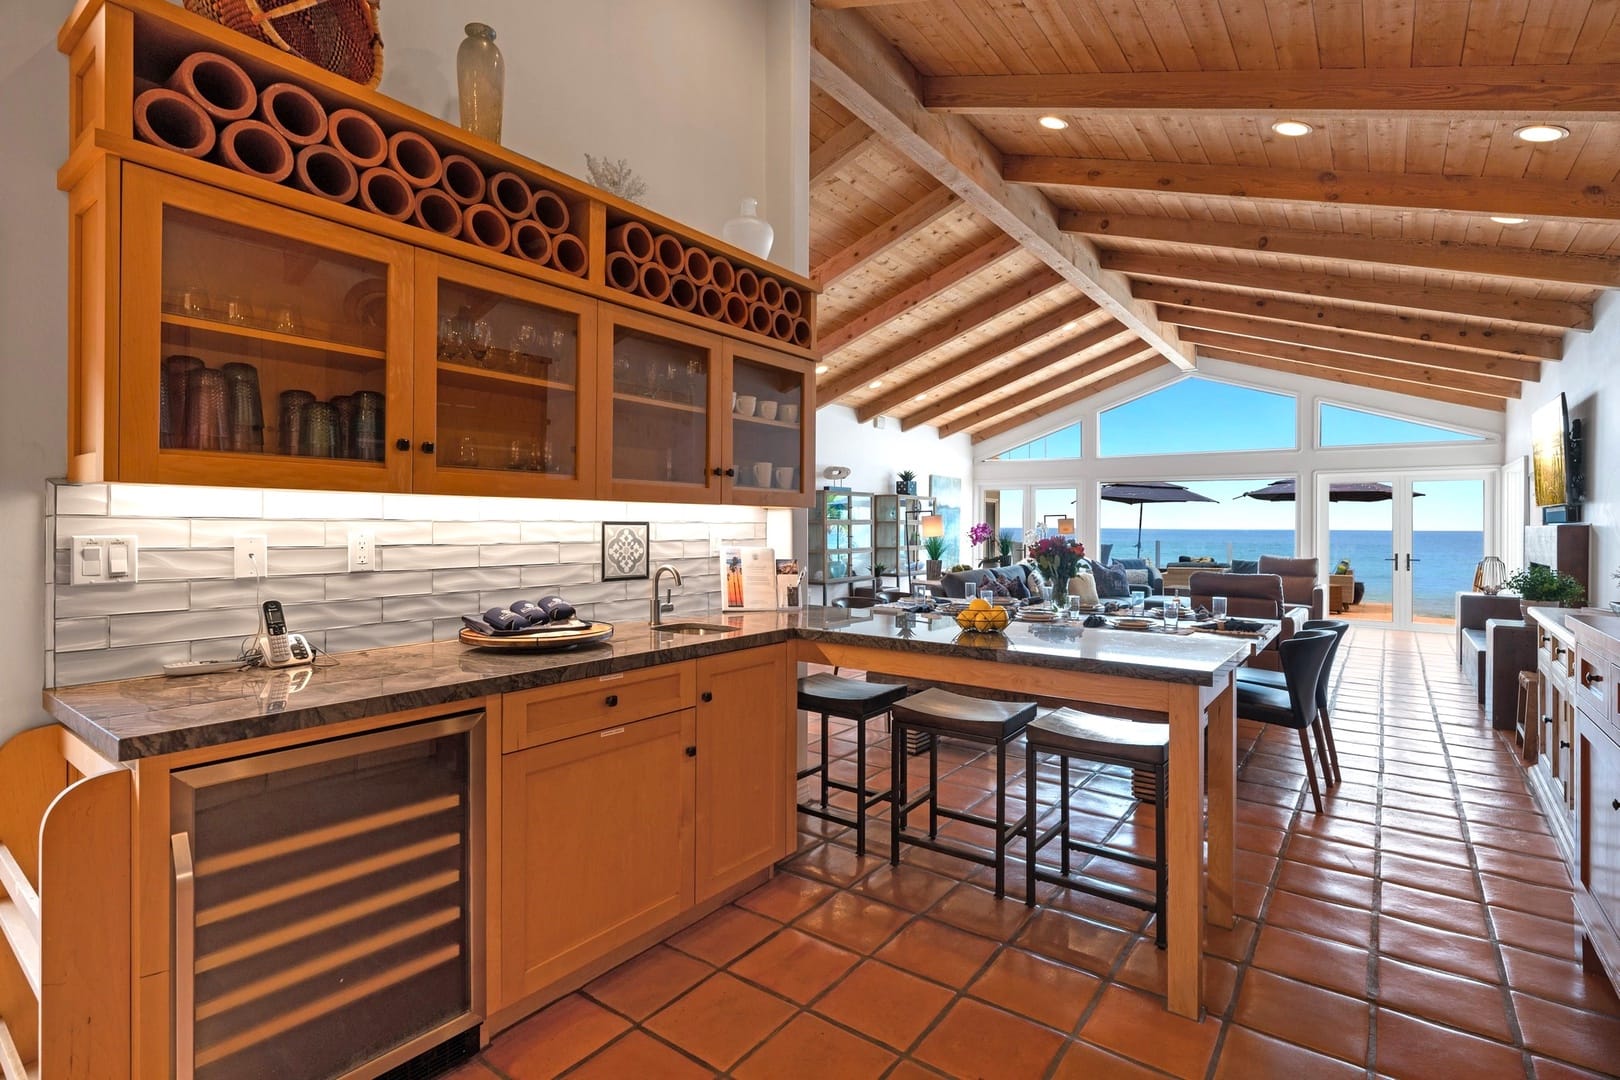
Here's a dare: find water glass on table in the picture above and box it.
[1212,596,1228,624]
[1164,595,1180,629]
[979,588,996,605]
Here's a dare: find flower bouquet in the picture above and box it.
[1029,535,1085,607]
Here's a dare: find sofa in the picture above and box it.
[1457,592,1534,727]
[935,562,1040,599]
[1188,571,1304,670]
[1258,555,1327,621]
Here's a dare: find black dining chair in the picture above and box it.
[1235,628,1337,813]
[1236,619,1348,786]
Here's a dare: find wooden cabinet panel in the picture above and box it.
[500,710,694,1002]
[1582,712,1620,942]
[694,647,793,902]
[503,663,695,752]
[721,341,816,508]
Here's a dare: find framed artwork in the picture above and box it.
[929,474,962,566]
[601,521,651,580]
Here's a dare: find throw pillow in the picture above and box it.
[1093,562,1131,599]
[1123,568,1150,587]
[1001,574,1029,600]
[1069,571,1100,606]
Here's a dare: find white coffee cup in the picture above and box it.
[775,466,794,489]
[780,404,799,423]
[752,461,773,487]
[735,394,756,416]
[757,400,779,421]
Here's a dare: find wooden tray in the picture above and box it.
[458,622,615,651]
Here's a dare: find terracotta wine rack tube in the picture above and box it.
[606,221,654,263]
[782,287,803,317]
[605,251,640,291]
[293,143,359,203]
[488,171,535,219]
[387,130,444,189]
[773,310,794,340]
[759,276,784,309]
[709,256,735,292]
[734,267,761,303]
[747,301,773,335]
[508,218,554,263]
[460,202,513,250]
[326,108,388,168]
[439,154,486,206]
[134,87,216,158]
[258,82,328,146]
[668,275,698,311]
[698,285,725,319]
[653,233,686,274]
[167,51,256,122]
[215,119,295,184]
[412,187,464,236]
[550,233,588,277]
[530,189,571,234]
[723,292,749,327]
[683,247,712,287]
[637,262,672,303]
[357,166,415,220]
[793,317,812,347]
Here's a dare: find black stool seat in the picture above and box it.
[1234,667,1286,693]
[798,673,908,719]
[1027,707,1168,767]
[892,688,1035,741]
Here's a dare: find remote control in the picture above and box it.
[163,659,250,677]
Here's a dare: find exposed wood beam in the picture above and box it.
[1102,251,1593,332]
[1005,156,1620,224]
[1135,282,1562,361]
[922,65,1620,122]
[810,7,1193,370]
[1180,329,1521,399]
[1199,346,1508,413]
[814,0,934,8]
[819,233,1020,355]
[821,270,1066,402]
[814,187,958,288]
[1159,308,1542,382]
[902,322,1129,429]
[1063,211,1620,290]
[971,359,1166,443]
[854,300,1098,422]
[810,120,880,186]
[938,342,1151,437]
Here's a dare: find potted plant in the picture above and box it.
[968,521,993,562]
[872,562,888,581]
[1504,564,1586,620]
[1334,558,1352,576]
[923,534,946,580]
[896,469,917,495]
[997,535,1014,567]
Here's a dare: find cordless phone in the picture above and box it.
[257,599,312,669]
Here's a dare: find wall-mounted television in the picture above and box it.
[1530,393,1583,521]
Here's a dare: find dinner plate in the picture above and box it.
[1016,610,1059,622]
[1112,617,1155,630]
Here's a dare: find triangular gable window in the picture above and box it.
[1319,403,1485,447]
[1099,377,1295,456]
[993,422,1081,460]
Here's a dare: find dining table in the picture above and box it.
[793,606,1279,1020]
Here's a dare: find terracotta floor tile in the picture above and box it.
[1233,969,1370,1064]
[1500,945,1620,1017]
[794,892,911,953]
[729,927,859,1004]
[850,862,960,913]
[1282,834,1376,875]
[1045,883,1154,932]
[968,947,1101,1032]
[783,841,884,886]
[1274,861,1376,909]
[1375,956,1513,1042]
[1203,917,1258,965]
[929,881,1036,940]
[1377,915,1500,982]
[563,1032,713,1080]
[874,916,998,988]
[441,1061,499,1079]
[1373,1009,1522,1080]
[583,944,712,1021]
[731,1013,895,1080]
[1212,1025,1366,1080]
[1472,845,1572,887]
[645,973,795,1070]
[1479,871,1578,920]
[1050,1039,1165,1079]
[813,959,954,1051]
[484,994,629,1079]
[1378,850,1481,900]
[666,905,779,966]
[1250,924,1370,997]
[1379,881,1491,937]
[1264,890,1373,948]
[1116,939,1240,1015]
[885,1062,949,1080]
[1511,990,1620,1075]
[1016,906,1133,976]
[1079,983,1222,1078]
[1493,907,1585,961]
[736,872,837,922]
[1530,1056,1620,1079]
[915,998,1068,1078]
[1468,822,1563,861]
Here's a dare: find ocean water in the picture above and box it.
[1098,528,1484,618]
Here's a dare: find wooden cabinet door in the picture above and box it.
[693,647,794,902]
[500,710,694,1001]
[720,341,816,508]
[1582,712,1620,925]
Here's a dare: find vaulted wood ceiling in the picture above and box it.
[807,0,1617,443]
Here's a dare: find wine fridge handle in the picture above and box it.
[172,831,196,1080]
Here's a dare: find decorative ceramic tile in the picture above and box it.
[109,608,259,648]
[602,522,651,581]
[191,519,328,548]
[323,571,437,601]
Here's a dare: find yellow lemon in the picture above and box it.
[969,597,991,611]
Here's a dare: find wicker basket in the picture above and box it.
[185,0,383,88]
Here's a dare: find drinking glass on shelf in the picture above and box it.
[468,320,493,366]
[508,440,526,470]
[511,323,542,375]
[439,315,464,362]
[177,283,209,318]
[270,303,301,335]
[456,435,479,467]
[223,293,253,326]
[1212,596,1228,623]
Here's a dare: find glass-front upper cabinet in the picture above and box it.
[120,166,414,490]
[721,342,815,507]
[413,255,598,498]
[599,305,724,503]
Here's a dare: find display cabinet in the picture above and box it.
[722,341,814,507]
[809,490,874,603]
[874,494,927,592]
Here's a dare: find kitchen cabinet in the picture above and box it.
[1535,616,1579,813]
[722,341,815,507]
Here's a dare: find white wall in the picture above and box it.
[1505,290,1619,607]
[815,403,975,553]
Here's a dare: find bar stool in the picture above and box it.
[1516,669,1542,763]
[797,674,909,856]
[1024,707,1170,947]
[889,687,1036,896]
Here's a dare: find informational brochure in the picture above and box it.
[720,546,784,611]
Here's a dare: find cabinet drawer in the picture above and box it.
[1578,655,1610,720]
[504,662,696,751]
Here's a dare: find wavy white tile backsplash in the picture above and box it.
[46,481,774,687]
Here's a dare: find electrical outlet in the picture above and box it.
[234,535,267,579]
[348,528,375,572]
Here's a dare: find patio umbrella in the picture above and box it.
[1100,481,1218,556]
[1237,479,1424,502]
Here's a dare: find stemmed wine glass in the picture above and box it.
[468,320,493,367]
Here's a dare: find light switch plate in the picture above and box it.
[348,528,375,572]
[234,535,267,579]
[71,535,140,585]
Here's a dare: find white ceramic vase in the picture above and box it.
[722,197,774,259]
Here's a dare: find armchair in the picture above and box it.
[1189,571,1301,670]
[1456,592,1533,727]
[1258,556,1327,621]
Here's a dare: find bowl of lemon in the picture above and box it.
[955,596,1010,633]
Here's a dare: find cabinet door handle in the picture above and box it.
[1612,799,1619,811]
[1543,716,1553,726]
[605,694,619,707]
[685,745,697,757]
[420,440,436,454]
[1584,671,1604,686]
[724,467,736,477]
[395,437,411,452]
[1560,740,1571,749]
[712,468,723,477]
[172,832,196,1078]
[701,691,713,703]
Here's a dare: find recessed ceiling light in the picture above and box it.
[914,392,929,401]
[1038,115,1069,131]
[1491,215,1528,225]
[1270,120,1313,137]
[1063,321,1079,332]
[1514,124,1569,143]
[815,364,829,375]
[868,380,883,389]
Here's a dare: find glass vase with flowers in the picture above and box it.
[1029,536,1085,608]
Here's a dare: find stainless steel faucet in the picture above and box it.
[650,564,682,627]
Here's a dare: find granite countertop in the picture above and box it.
[44,608,1265,762]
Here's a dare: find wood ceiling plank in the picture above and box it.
[813,187,959,288]
[819,233,1020,354]
[821,269,1067,402]
[1159,307,1542,381]
[1062,209,1620,289]
[968,358,1166,442]
[1179,328,1522,398]
[810,120,881,186]
[1197,345,1509,412]
[1004,155,1620,223]
[814,0,939,8]
[1134,281,1562,360]
[1101,250,1594,331]
[938,342,1152,437]
[810,6,1194,370]
[853,298,1099,421]
[921,64,1620,120]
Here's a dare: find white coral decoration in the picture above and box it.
[584,154,648,203]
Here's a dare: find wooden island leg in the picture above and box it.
[1205,678,1236,928]
[1165,685,1207,1019]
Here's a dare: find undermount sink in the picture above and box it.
[652,622,740,636]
